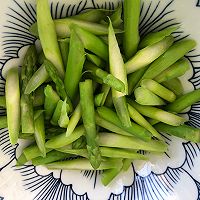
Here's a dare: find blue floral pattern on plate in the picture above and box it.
[1,0,200,199]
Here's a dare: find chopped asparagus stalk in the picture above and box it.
[108,20,131,127]
[97,106,152,141]
[66,103,81,136]
[128,99,186,126]
[32,150,71,166]
[125,36,174,74]
[139,26,179,49]
[25,64,49,94]
[16,153,27,166]
[141,39,196,81]
[64,29,85,100]
[154,58,190,83]
[58,38,70,68]
[95,84,110,107]
[141,79,176,102]
[51,100,64,126]
[5,68,20,145]
[161,78,183,96]
[85,62,125,93]
[44,60,67,100]
[45,125,85,149]
[154,123,200,143]
[109,4,123,28]
[95,113,133,137]
[70,9,108,22]
[134,87,166,106]
[165,88,200,113]
[46,158,123,170]
[72,136,87,149]
[44,85,60,120]
[56,148,88,158]
[86,53,105,68]
[128,66,148,95]
[74,25,109,61]
[33,86,45,107]
[23,143,52,161]
[101,166,122,186]
[34,110,46,157]
[127,103,163,140]
[99,132,167,152]
[79,80,101,169]
[123,0,140,59]
[36,0,64,78]
[58,99,69,128]
[122,159,133,171]
[30,19,123,38]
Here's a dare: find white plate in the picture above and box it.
[0,0,200,199]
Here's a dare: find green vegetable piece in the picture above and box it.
[79,80,101,169]
[45,125,85,149]
[74,25,109,61]
[44,85,60,120]
[127,103,163,140]
[97,106,152,141]
[134,87,166,106]
[30,18,123,38]
[128,99,186,126]
[141,79,176,102]
[38,51,45,65]
[25,64,49,94]
[37,0,64,78]
[58,38,70,68]
[51,100,63,126]
[154,58,190,83]
[0,96,6,108]
[139,26,179,49]
[0,116,7,128]
[56,148,88,158]
[66,103,81,137]
[123,0,140,59]
[101,165,123,186]
[6,68,20,145]
[109,4,123,28]
[34,110,46,157]
[72,136,87,149]
[20,46,36,134]
[99,132,167,152]
[46,158,122,170]
[44,59,67,100]
[16,153,27,166]
[154,123,200,143]
[70,9,107,22]
[58,99,69,128]
[46,127,66,139]
[96,113,133,137]
[64,29,85,100]
[23,143,52,161]
[161,78,183,96]
[32,150,71,166]
[128,66,148,95]
[141,39,196,81]
[33,86,45,107]
[165,88,200,113]
[122,159,133,171]
[100,147,148,160]
[95,84,110,107]
[85,62,125,93]
[125,36,174,74]
[86,53,105,68]
[108,20,131,127]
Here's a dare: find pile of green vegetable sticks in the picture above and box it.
[1,0,200,186]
